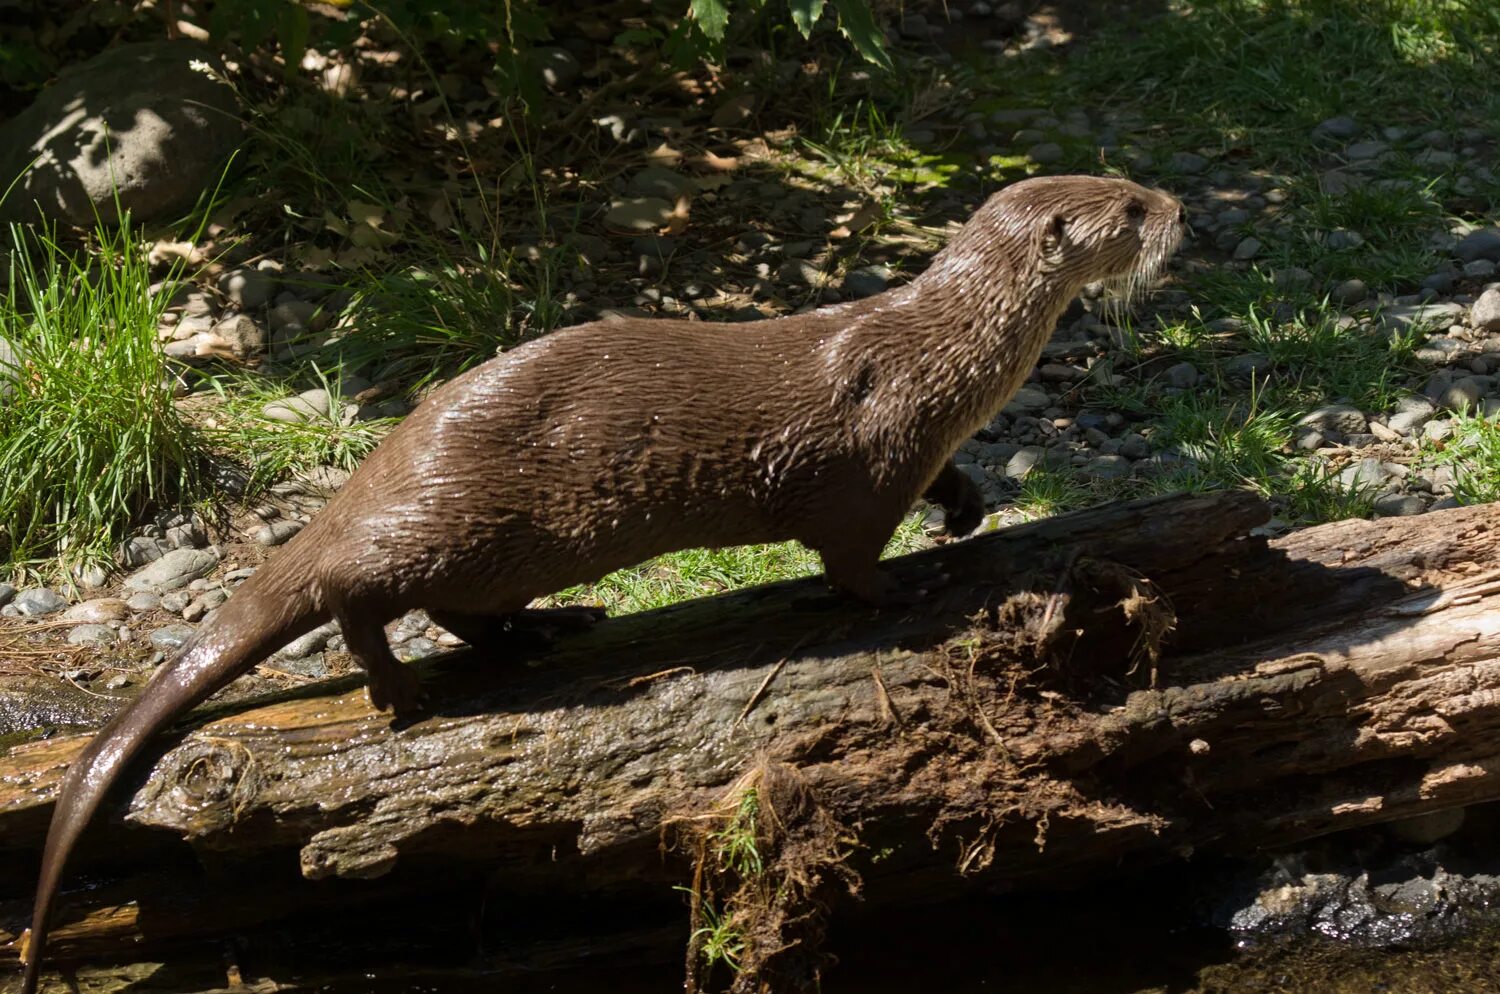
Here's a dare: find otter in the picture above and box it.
[19,174,1184,991]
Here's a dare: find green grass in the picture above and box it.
[1424,411,1500,504]
[545,514,931,614]
[0,219,204,581]
[199,366,396,496]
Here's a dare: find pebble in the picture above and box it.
[149,624,197,649]
[1225,353,1272,379]
[266,387,336,424]
[1298,404,1367,435]
[279,621,340,659]
[1029,142,1064,164]
[1372,493,1426,517]
[842,266,890,299]
[1005,446,1068,478]
[629,167,694,200]
[255,519,305,546]
[1435,376,1483,412]
[1388,396,1436,436]
[1463,259,1497,278]
[210,313,265,356]
[270,298,318,335]
[66,624,116,645]
[396,637,441,662]
[124,547,217,592]
[1455,227,1500,264]
[126,591,162,611]
[62,598,129,623]
[1339,457,1394,488]
[1232,237,1262,260]
[218,267,276,309]
[1164,362,1199,389]
[0,583,14,607]
[1323,228,1364,250]
[1332,278,1368,304]
[161,590,192,613]
[605,197,675,232]
[777,258,823,286]
[1312,116,1360,140]
[1169,151,1208,174]
[1345,140,1389,161]
[1376,301,1466,335]
[1470,288,1500,332]
[13,588,68,616]
[1081,455,1131,480]
[1003,385,1052,416]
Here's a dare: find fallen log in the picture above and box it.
[3,490,1500,990]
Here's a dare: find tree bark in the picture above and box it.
[3,491,1500,986]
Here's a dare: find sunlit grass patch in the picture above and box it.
[546,514,932,615]
[0,220,204,580]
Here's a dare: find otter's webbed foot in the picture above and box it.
[339,611,428,721]
[431,605,607,651]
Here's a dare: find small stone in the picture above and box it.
[1029,142,1064,164]
[254,519,305,546]
[66,624,116,645]
[1471,288,1500,333]
[605,197,675,232]
[1003,386,1051,416]
[1323,228,1364,250]
[1437,376,1483,412]
[13,588,68,616]
[217,267,276,309]
[1298,404,1368,435]
[1081,455,1131,480]
[1273,267,1313,289]
[1004,446,1068,478]
[124,547,217,592]
[269,298,317,335]
[1225,353,1273,379]
[711,92,757,127]
[279,621,339,659]
[397,637,441,662]
[1464,259,1497,279]
[1422,418,1454,442]
[1119,433,1151,460]
[1422,271,1456,294]
[62,598,129,623]
[1232,237,1262,260]
[1169,151,1208,174]
[263,388,333,424]
[160,590,192,613]
[208,313,265,357]
[1388,396,1436,436]
[842,266,890,299]
[1345,140,1389,161]
[628,167,695,200]
[0,583,14,607]
[533,46,580,89]
[1312,116,1360,140]
[1455,227,1500,264]
[1332,279,1369,304]
[1164,361,1199,389]
[126,591,161,611]
[1339,457,1393,489]
[1376,301,1467,335]
[149,623,197,649]
[777,258,823,286]
[1372,492,1426,517]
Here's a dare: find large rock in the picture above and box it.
[0,41,242,226]
[124,547,217,593]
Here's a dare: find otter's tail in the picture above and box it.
[20,561,325,994]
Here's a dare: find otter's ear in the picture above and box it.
[1042,213,1068,255]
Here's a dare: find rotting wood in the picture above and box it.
[3,491,1500,986]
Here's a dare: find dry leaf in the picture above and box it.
[662,195,693,236]
[646,142,684,166]
[687,150,739,173]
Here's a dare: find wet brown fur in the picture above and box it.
[20,175,1183,991]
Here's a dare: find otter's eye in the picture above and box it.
[1125,200,1146,223]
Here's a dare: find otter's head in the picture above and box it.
[935,175,1186,308]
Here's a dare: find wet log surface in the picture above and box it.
[3,491,1500,989]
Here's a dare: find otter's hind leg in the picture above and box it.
[336,609,425,719]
